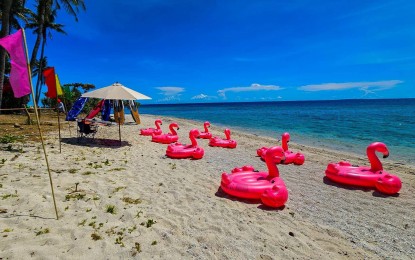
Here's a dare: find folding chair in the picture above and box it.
[77,119,98,139]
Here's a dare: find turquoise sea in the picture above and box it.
[139,99,415,165]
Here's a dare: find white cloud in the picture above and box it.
[156,86,185,96]
[217,83,283,98]
[191,94,208,100]
[191,93,218,101]
[157,96,181,102]
[298,80,403,92]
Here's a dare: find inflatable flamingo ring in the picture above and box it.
[257,132,305,165]
[325,142,402,195]
[152,122,179,144]
[140,119,163,136]
[209,128,237,148]
[221,146,289,208]
[197,121,212,139]
[166,129,204,159]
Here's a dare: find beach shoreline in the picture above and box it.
[1,114,414,259]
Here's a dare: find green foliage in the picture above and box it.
[40,83,97,112]
[105,205,116,214]
[78,219,87,226]
[127,225,137,234]
[91,233,102,241]
[0,134,24,144]
[65,193,85,201]
[141,219,157,228]
[0,79,26,110]
[103,159,111,166]
[115,236,124,247]
[113,186,126,193]
[122,197,142,204]
[1,194,18,200]
[135,210,143,218]
[88,221,96,228]
[35,228,50,236]
[87,162,102,169]
[132,242,141,255]
[68,168,78,174]
[109,167,126,172]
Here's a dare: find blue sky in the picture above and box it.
[24,0,415,104]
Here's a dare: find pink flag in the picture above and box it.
[0,29,31,98]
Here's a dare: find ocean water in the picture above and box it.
[139,99,415,165]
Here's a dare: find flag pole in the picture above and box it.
[56,74,70,138]
[63,97,71,136]
[55,83,62,153]
[56,98,62,153]
[22,28,59,220]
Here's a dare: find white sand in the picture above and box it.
[1,114,414,259]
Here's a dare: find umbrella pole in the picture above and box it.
[118,120,121,144]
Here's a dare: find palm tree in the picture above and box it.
[31,56,48,102]
[26,5,66,105]
[0,0,13,110]
[32,56,48,81]
[0,0,30,110]
[29,0,85,70]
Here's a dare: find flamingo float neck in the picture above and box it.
[155,119,162,129]
[367,142,388,172]
[204,122,210,132]
[224,129,231,140]
[189,129,200,147]
[282,132,290,151]
[265,146,285,178]
[169,123,179,135]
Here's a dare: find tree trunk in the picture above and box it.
[35,35,47,104]
[29,1,47,107]
[0,0,13,112]
[23,105,33,125]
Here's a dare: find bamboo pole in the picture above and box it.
[22,28,59,220]
[55,80,61,153]
[56,104,62,153]
[62,97,71,136]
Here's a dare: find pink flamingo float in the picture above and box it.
[209,128,237,148]
[166,129,204,159]
[152,122,179,144]
[221,146,289,208]
[257,132,305,165]
[197,121,212,139]
[325,142,402,195]
[140,119,163,136]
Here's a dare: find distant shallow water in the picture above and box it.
[139,99,415,165]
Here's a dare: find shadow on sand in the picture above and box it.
[215,187,285,211]
[60,137,131,148]
[323,176,400,198]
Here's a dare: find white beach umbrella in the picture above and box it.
[81,82,151,144]
[81,82,151,100]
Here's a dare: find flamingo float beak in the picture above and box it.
[383,153,389,158]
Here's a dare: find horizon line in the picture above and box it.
[140,97,415,106]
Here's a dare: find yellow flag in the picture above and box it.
[55,74,63,96]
